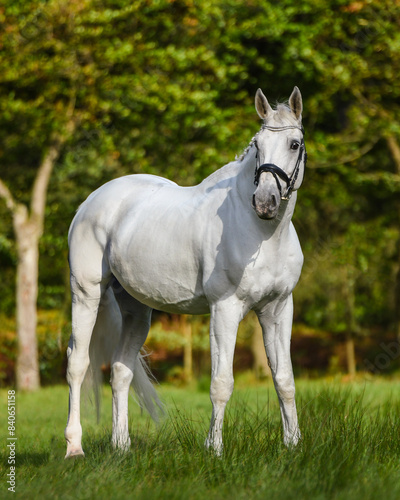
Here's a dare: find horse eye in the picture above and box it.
[291,141,300,151]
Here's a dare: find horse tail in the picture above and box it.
[87,286,164,422]
[130,349,165,422]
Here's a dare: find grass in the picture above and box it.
[1,376,400,499]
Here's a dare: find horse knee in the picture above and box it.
[66,346,90,385]
[111,361,133,391]
[210,374,234,406]
[274,375,295,404]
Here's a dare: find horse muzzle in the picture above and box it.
[252,175,281,219]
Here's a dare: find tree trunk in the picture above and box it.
[180,315,193,382]
[0,113,76,391]
[386,136,400,344]
[252,317,271,379]
[14,208,41,390]
[345,332,356,378]
[396,244,400,344]
[343,266,357,377]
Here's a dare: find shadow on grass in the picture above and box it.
[18,451,51,466]
[0,451,50,467]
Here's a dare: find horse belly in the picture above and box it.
[117,262,209,315]
[108,210,209,315]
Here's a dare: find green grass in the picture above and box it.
[1,377,400,499]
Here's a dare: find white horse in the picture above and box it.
[65,87,307,458]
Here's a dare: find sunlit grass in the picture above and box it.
[1,378,400,499]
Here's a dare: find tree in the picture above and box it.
[0,117,75,390]
[0,0,261,388]
[251,317,272,379]
[2,0,400,385]
[0,2,82,389]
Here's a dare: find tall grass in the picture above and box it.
[1,379,400,499]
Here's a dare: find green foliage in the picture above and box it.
[0,310,70,386]
[296,220,397,332]
[1,0,400,350]
[148,317,210,352]
[36,310,71,385]
[0,315,17,385]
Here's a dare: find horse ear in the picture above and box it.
[289,86,303,121]
[255,88,273,120]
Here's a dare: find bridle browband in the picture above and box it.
[254,124,307,201]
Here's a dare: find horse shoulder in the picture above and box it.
[287,222,304,273]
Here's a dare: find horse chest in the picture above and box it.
[232,235,303,306]
[242,258,294,300]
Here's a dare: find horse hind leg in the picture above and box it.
[110,280,153,451]
[64,278,107,459]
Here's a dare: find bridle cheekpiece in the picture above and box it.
[254,124,307,201]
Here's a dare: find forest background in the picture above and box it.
[1,0,400,391]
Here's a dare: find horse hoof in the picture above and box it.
[204,439,223,457]
[65,448,85,459]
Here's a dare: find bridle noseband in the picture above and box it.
[254,125,307,201]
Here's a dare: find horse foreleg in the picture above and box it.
[258,294,300,446]
[205,300,242,455]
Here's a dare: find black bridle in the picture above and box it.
[254,125,307,201]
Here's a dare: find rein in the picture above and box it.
[254,125,307,201]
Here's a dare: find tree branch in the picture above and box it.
[386,135,400,175]
[30,97,77,229]
[0,178,17,213]
[308,139,379,169]
[30,134,66,221]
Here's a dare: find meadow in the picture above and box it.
[1,376,400,500]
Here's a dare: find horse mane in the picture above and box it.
[236,102,297,162]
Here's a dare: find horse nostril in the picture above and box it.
[252,194,256,208]
[271,194,277,208]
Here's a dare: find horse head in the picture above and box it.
[251,87,306,220]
